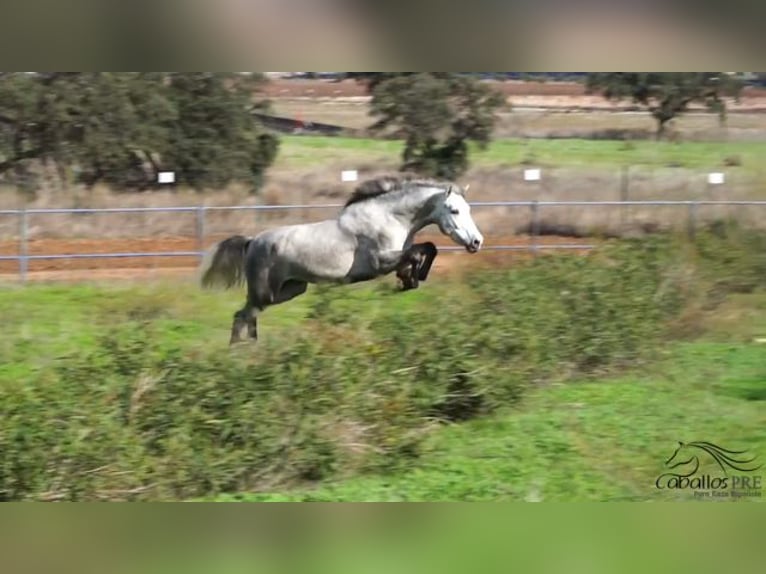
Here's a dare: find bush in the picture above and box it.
[695,220,766,297]
[1,231,762,500]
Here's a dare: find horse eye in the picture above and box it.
[450,208,459,215]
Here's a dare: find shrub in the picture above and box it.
[1,231,762,500]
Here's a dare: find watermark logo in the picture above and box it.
[655,441,762,499]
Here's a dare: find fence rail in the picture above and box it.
[2,200,766,283]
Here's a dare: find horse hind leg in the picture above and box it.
[230,304,251,345]
[246,306,261,340]
[240,272,302,344]
[241,266,276,343]
[232,281,306,345]
[274,280,308,304]
[230,275,270,344]
[230,298,264,344]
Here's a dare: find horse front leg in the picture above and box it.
[414,242,438,281]
[395,242,438,291]
[396,263,419,290]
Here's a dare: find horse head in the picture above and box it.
[436,184,483,253]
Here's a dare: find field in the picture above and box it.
[1,82,765,502]
[271,136,766,171]
[2,136,766,281]
[270,100,766,140]
[2,227,764,501]
[265,78,766,141]
[262,78,766,107]
[223,335,766,502]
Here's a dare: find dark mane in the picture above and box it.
[344,175,454,208]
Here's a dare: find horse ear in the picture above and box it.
[464,184,470,195]
[446,185,453,197]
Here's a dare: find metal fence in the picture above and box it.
[2,200,766,283]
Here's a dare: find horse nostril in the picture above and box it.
[472,239,481,248]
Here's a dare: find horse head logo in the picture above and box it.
[663,441,761,478]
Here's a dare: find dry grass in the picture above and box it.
[271,98,766,141]
[2,101,766,241]
[1,160,764,242]
[271,99,372,131]
[494,110,766,141]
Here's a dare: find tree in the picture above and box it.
[0,73,180,189]
[345,72,413,91]
[586,73,744,139]
[0,73,45,190]
[0,72,95,190]
[63,73,178,188]
[164,72,278,190]
[352,73,506,179]
[0,72,279,192]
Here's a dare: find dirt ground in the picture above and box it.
[263,79,766,111]
[0,234,592,282]
[263,79,588,99]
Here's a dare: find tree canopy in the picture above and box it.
[0,72,278,192]
[586,73,744,138]
[351,73,507,179]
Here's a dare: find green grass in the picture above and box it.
[216,333,766,502]
[276,135,766,174]
[0,275,447,391]
[2,233,764,501]
[275,135,401,168]
[214,288,766,502]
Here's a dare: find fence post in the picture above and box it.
[529,201,540,258]
[620,165,629,229]
[19,209,28,283]
[687,201,698,241]
[196,206,206,261]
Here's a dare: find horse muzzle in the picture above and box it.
[465,238,482,253]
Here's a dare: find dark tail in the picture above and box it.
[199,235,252,289]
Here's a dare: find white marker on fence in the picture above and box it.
[707,172,725,185]
[158,171,176,184]
[341,170,358,182]
[524,168,541,182]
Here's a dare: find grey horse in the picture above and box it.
[200,175,483,344]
